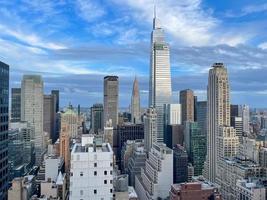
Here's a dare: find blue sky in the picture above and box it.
[1,0,267,108]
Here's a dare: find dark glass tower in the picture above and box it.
[11,88,21,122]
[0,61,9,200]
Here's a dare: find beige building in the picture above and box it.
[61,106,78,138]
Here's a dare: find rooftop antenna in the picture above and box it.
[154,0,157,18]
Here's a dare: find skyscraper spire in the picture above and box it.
[153,1,161,29]
[131,77,141,124]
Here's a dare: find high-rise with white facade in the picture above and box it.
[131,77,141,124]
[21,75,44,166]
[164,104,181,125]
[204,63,230,182]
[104,76,119,127]
[135,143,173,200]
[70,135,113,200]
[149,8,172,142]
[144,107,157,152]
[240,105,250,134]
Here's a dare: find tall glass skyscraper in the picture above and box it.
[11,88,21,122]
[149,8,172,141]
[0,61,9,200]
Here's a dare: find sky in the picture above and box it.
[1,0,267,108]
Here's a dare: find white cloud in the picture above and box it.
[258,42,267,50]
[75,0,106,22]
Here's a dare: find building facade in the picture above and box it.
[21,75,44,165]
[70,135,113,200]
[11,88,21,122]
[180,89,195,123]
[149,10,172,142]
[144,107,157,152]
[173,145,188,183]
[104,76,119,127]
[204,63,230,182]
[0,61,9,200]
[131,77,141,124]
[90,103,104,133]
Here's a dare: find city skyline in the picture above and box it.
[1,1,267,107]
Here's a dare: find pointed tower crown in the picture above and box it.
[153,3,161,29]
[132,77,139,96]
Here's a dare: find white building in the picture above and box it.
[240,105,250,134]
[44,156,63,182]
[144,107,157,152]
[135,143,173,200]
[70,135,114,200]
[21,75,44,165]
[239,137,262,163]
[236,179,265,200]
[149,8,172,142]
[204,63,230,182]
[164,104,181,125]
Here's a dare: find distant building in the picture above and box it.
[135,143,173,200]
[131,77,141,124]
[170,181,221,200]
[21,75,44,165]
[11,88,21,122]
[180,89,194,123]
[61,106,78,138]
[165,124,184,149]
[43,94,57,143]
[0,61,9,200]
[90,103,104,133]
[104,76,119,127]
[51,90,60,112]
[196,101,207,135]
[60,124,71,172]
[173,145,188,183]
[231,117,243,142]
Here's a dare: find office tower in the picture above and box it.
[70,135,113,200]
[77,104,81,117]
[164,104,181,125]
[231,117,243,142]
[51,90,60,112]
[131,77,141,124]
[261,116,267,129]
[194,96,198,121]
[0,61,9,200]
[104,76,119,127]
[60,124,70,172]
[115,123,144,168]
[230,104,239,119]
[240,105,250,134]
[144,107,157,151]
[11,88,21,122]
[165,124,184,149]
[196,101,207,135]
[173,145,188,183]
[43,94,57,143]
[184,122,206,176]
[61,106,78,138]
[149,8,172,142]
[21,75,44,165]
[135,143,173,200]
[204,63,230,182]
[90,103,104,133]
[170,182,222,200]
[180,89,194,123]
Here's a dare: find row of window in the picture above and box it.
[79,170,113,176]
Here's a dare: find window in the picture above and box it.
[80,190,83,195]
[80,172,83,176]
[110,162,113,167]
[94,163,97,167]
[94,189,97,194]
[110,170,113,175]
[110,189,113,193]
[94,171,97,176]
[110,180,113,184]
[104,180,107,184]
[104,171,107,175]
